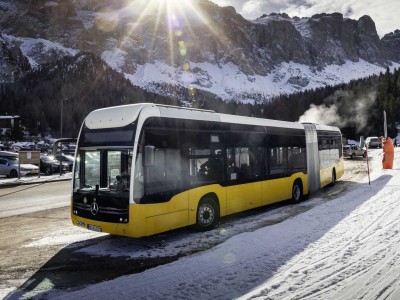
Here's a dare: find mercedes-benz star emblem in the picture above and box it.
[90,202,99,216]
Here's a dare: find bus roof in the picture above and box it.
[84,103,335,132]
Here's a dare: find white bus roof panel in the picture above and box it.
[219,113,304,129]
[84,103,331,133]
[85,103,154,129]
[158,105,219,122]
[315,124,341,133]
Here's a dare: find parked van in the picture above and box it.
[365,137,382,148]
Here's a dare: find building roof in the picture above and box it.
[0,115,20,120]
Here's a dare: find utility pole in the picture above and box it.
[60,98,69,138]
[383,110,387,139]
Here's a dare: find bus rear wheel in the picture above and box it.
[291,180,303,203]
[195,197,219,231]
[330,169,336,186]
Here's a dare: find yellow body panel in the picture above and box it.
[262,173,308,205]
[336,159,345,179]
[72,193,189,237]
[226,182,261,214]
[72,172,310,238]
[262,177,289,205]
[320,159,344,188]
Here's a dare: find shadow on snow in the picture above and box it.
[5,175,391,299]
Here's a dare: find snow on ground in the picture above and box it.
[0,173,71,186]
[31,147,399,300]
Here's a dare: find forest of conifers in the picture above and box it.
[1,52,399,140]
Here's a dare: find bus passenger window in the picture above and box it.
[227,148,251,180]
[270,147,288,175]
[189,148,222,183]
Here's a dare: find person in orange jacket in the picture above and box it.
[382,137,394,169]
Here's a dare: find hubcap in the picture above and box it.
[198,204,214,226]
[293,185,301,201]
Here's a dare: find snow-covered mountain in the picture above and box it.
[1,0,399,102]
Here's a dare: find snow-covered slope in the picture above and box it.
[125,59,400,102]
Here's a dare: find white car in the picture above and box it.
[0,157,39,178]
[343,145,367,159]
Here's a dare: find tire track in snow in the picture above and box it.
[248,183,400,300]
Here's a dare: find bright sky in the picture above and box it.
[210,0,400,37]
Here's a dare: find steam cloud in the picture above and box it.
[298,90,376,132]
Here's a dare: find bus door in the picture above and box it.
[226,147,262,214]
[262,146,290,205]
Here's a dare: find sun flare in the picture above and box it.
[107,0,225,93]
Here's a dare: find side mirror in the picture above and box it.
[144,145,155,167]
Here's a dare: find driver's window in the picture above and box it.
[84,151,100,188]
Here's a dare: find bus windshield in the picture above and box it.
[74,149,133,192]
[73,124,135,193]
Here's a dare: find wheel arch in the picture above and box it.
[200,192,220,208]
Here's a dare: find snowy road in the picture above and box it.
[41,148,399,300]
[0,181,70,218]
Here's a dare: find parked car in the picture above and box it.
[343,145,367,159]
[0,156,39,177]
[55,153,74,171]
[40,155,69,175]
[0,151,18,159]
[365,136,382,148]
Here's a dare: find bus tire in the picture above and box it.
[195,197,219,231]
[291,179,303,203]
[330,169,336,186]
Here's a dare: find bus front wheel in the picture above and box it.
[291,180,303,203]
[195,197,219,231]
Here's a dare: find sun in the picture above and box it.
[154,0,180,4]
[115,0,224,69]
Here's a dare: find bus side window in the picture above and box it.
[269,147,288,175]
[227,147,252,180]
[189,148,223,183]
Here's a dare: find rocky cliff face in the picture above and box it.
[252,13,387,69]
[0,35,31,82]
[382,30,400,62]
[0,0,399,100]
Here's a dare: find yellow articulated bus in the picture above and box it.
[71,103,344,237]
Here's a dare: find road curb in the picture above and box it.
[0,177,71,188]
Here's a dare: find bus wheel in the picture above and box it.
[291,180,303,203]
[330,169,336,186]
[195,197,219,231]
